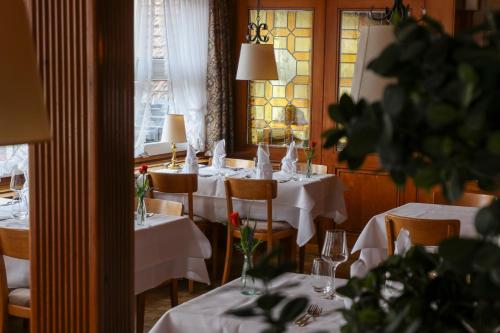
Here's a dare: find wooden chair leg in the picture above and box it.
[316,219,323,255]
[211,223,219,285]
[136,293,146,333]
[169,279,179,307]
[188,279,195,293]
[289,237,297,272]
[221,227,233,285]
[299,246,305,274]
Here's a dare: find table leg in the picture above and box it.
[169,279,179,307]
[136,293,146,333]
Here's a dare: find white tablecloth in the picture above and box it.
[350,203,479,277]
[0,198,212,294]
[149,273,347,333]
[154,167,348,247]
[135,214,211,294]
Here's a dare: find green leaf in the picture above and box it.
[475,203,500,236]
[487,131,500,155]
[256,294,286,311]
[368,44,400,76]
[426,104,457,126]
[226,306,259,317]
[382,85,406,116]
[278,297,309,323]
[323,128,346,148]
[414,167,440,189]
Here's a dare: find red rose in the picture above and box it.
[229,212,240,228]
[311,141,318,149]
[139,164,148,174]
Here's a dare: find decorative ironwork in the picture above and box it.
[370,0,410,24]
[246,0,269,44]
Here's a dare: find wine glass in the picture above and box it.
[321,230,348,299]
[10,170,28,219]
[310,258,331,297]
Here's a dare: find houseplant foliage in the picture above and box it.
[324,15,500,332]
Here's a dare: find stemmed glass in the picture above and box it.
[321,230,348,299]
[10,169,28,219]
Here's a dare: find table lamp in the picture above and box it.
[0,0,50,146]
[163,114,187,169]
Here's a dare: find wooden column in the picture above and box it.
[28,0,134,332]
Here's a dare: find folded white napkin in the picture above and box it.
[281,141,297,175]
[182,144,199,174]
[256,146,273,179]
[212,139,226,169]
[394,228,412,255]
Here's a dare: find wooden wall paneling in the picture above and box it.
[426,0,456,34]
[28,0,134,332]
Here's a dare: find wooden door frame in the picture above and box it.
[233,0,326,164]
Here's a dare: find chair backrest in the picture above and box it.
[209,158,255,169]
[432,191,495,208]
[149,172,198,219]
[296,163,328,175]
[144,198,183,216]
[385,214,460,256]
[0,228,29,315]
[224,179,277,235]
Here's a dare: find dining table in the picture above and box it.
[153,166,348,247]
[149,272,348,333]
[0,197,212,294]
[350,202,479,277]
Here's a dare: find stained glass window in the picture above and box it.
[248,9,314,147]
[338,11,387,98]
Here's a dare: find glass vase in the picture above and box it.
[306,159,313,178]
[241,254,257,295]
[136,196,147,226]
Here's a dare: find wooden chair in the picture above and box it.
[432,191,495,208]
[209,157,255,169]
[296,163,328,175]
[222,179,298,285]
[148,173,216,290]
[385,214,460,256]
[136,198,183,333]
[0,228,30,333]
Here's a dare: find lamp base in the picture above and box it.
[164,143,181,170]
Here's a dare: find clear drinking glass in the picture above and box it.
[291,145,299,180]
[321,230,349,299]
[10,170,28,219]
[310,258,331,297]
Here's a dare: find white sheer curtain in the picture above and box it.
[0,145,28,179]
[163,0,209,151]
[134,0,154,156]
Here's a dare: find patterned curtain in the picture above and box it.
[206,0,235,154]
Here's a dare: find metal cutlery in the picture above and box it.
[297,305,322,327]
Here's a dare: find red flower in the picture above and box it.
[229,212,240,228]
[311,141,318,149]
[139,164,148,174]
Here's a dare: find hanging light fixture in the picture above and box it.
[236,0,278,81]
[0,0,50,145]
[370,0,410,24]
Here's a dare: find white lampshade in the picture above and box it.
[236,43,279,81]
[0,0,50,146]
[163,114,187,144]
[351,25,396,103]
